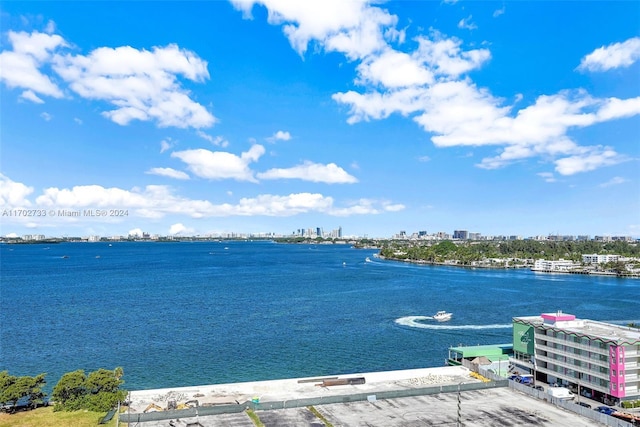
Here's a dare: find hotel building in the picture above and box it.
[511,311,640,404]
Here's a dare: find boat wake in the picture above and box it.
[395,316,512,330]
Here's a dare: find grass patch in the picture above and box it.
[245,408,265,427]
[0,406,120,427]
[308,405,334,427]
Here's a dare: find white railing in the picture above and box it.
[538,335,609,356]
[535,355,610,382]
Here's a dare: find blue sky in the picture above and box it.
[1,1,639,239]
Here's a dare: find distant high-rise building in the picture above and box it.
[453,230,468,240]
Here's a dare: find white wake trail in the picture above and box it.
[395,316,512,330]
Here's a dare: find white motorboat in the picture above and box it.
[433,311,452,322]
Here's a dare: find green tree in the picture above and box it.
[52,370,87,411]
[52,367,126,412]
[433,240,457,256]
[0,371,47,411]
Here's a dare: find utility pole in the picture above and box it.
[457,382,464,427]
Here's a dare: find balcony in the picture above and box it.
[537,334,609,356]
[535,354,610,382]
[535,343,609,370]
[624,373,639,382]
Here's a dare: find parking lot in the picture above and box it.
[129,386,607,426]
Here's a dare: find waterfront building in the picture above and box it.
[511,311,640,404]
[447,343,513,376]
[22,234,46,241]
[582,254,621,264]
[532,259,578,271]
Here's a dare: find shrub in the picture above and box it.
[52,367,125,412]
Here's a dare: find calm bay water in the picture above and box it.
[1,241,638,392]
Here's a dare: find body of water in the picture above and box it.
[1,241,638,392]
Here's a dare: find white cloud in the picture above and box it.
[383,202,405,212]
[0,30,66,99]
[2,174,404,224]
[146,167,190,180]
[160,138,175,153]
[237,1,640,176]
[339,84,640,174]
[266,130,292,142]
[197,131,228,146]
[169,223,194,235]
[356,48,434,88]
[171,145,265,182]
[578,37,640,72]
[52,43,216,128]
[329,198,404,216]
[44,20,56,34]
[554,146,626,175]
[458,16,477,31]
[40,112,52,121]
[0,173,34,206]
[257,161,358,183]
[20,89,44,103]
[128,228,143,237]
[418,155,431,162]
[537,172,556,183]
[598,176,628,188]
[1,29,217,129]
[74,117,83,125]
[414,35,491,78]
[231,0,397,60]
[493,7,506,18]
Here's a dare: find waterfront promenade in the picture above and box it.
[121,366,606,426]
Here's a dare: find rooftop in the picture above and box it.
[514,312,640,345]
[448,343,513,359]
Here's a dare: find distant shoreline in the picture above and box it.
[379,255,640,277]
[376,254,529,270]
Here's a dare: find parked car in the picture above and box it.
[577,402,592,408]
[532,385,544,391]
[595,406,615,415]
[514,374,534,384]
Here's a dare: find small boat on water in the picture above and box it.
[433,311,452,322]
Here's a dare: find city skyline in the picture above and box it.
[1,1,639,239]
[11,226,636,242]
